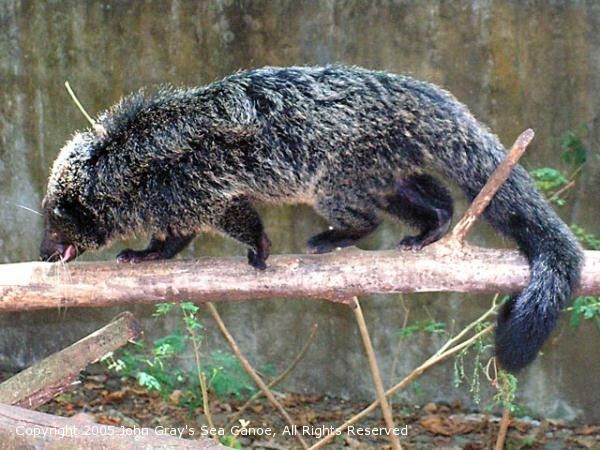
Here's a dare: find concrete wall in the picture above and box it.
[1,0,598,420]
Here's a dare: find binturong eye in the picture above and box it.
[53,206,64,218]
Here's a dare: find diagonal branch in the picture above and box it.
[449,129,535,243]
[309,324,494,449]
[206,302,309,449]
[225,323,319,430]
[0,312,142,409]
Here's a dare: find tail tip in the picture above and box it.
[495,296,561,372]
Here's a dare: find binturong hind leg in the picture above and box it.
[214,196,271,270]
[117,232,195,263]
[384,174,453,250]
[307,192,381,254]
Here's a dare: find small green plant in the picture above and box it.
[452,321,494,405]
[569,296,600,329]
[220,434,243,449]
[530,167,568,195]
[529,128,600,331]
[568,227,600,330]
[559,128,588,167]
[204,350,259,399]
[492,370,519,413]
[103,302,258,412]
[530,127,590,206]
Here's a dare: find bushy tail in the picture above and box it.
[430,125,583,371]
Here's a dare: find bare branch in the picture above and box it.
[494,407,511,450]
[0,248,598,311]
[352,297,402,450]
[450,129,535,242]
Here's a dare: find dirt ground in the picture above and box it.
[18,366,596,449]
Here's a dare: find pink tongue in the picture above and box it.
[61,244,77,263]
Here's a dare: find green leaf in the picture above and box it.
[396,323,420,340]
[530,168,568,192]
[136,372,161,391]
[153,303,175,317]
[560,129,587,167]
[569,296,600,329]
[422,320,446,334]
[153,332,187,356]
[180,302,200,315]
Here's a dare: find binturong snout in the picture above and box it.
[39,230,82,263]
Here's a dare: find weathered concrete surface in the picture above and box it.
[0,1,598,420]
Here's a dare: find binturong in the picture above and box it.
[40,66,582,372]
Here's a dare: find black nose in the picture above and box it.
[40,242,63,262]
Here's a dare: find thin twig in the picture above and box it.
[450,129,535,242]
[181,305,214,429]
[389,295,409,381]
[494,407,511,450]
[548,179,576,203]
[309,324,494,449]
[206,302,309,449]
[200,374,213,429]
[226,323,319,429]
[548,163,584,204]
[64,81,96,127]
[64,81,106,134]
[428,294,499,361]
[352,297,402,450]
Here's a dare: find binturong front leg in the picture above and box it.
[214,196,271,270]
[117,233,195,263]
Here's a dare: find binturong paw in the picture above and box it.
[116,248,163,263]
[247,233,271,270]
[397,235,425,251]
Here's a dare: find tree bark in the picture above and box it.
[0,245,598,311]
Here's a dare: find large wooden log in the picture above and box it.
[0,403,226,449]
[0,312,142,409]
[0,246,598,311]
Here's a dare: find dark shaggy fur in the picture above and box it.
[40,65,582,372]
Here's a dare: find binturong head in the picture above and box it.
[40,131,108,263]
[39,199,88,263]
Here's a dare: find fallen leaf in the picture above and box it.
[169,389,182,405]
[102,389,128,403]
[566,436,599,449]
[423,402,438,414]
[420,414,479,436]
[250,404,263,413]
[574,425,600,435]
